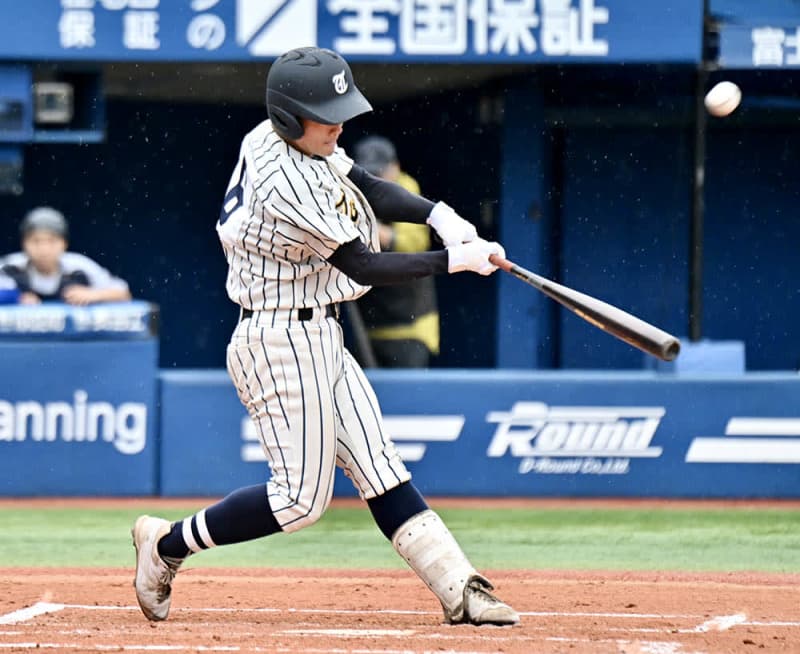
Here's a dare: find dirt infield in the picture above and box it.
[1,498,799,653]
[2,567,799,653]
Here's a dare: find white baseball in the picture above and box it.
[704,81,742,117]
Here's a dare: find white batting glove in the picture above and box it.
[447,238,505,275]
[426,202,478,247]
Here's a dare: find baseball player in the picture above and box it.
[132,47,518,627]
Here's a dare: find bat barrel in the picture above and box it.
[536,275,682,362]
[490,254,682,362]
[661,338,681,361]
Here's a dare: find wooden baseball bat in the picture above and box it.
[490,254,681,361]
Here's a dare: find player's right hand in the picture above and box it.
[426,202,478,247]
[447,238,505,275]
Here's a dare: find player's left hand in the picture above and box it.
[62,285,97,306]
[447,238,505,276]
[426,202,478,247]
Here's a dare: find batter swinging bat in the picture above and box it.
[489,254,681,361]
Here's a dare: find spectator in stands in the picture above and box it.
[0,206,131,305]
[353,136,440,368]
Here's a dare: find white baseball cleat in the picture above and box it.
[449,574,520,626]
[131,515,183,621]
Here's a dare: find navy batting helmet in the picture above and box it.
[266,47,373,140]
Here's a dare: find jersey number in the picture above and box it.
[218,158,247,226]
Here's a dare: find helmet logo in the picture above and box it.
[332,70,348,95]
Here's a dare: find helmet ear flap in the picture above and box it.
[268,106,304,140]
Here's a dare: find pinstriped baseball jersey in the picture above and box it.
[217,119,379,312]
[218,119,411,531]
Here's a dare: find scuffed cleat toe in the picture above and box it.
[461,575,520,626]
[131,515,182,622]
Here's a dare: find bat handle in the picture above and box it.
[489,253,514,273]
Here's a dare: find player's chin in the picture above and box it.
[321,142,337,156]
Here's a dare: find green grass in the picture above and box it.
[1,504,798,572]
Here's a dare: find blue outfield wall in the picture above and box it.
[160,370,800,499]
[3,361,799,498]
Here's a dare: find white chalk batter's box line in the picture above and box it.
[0,643,720,654]
[1,601,799,635]
[0,601,715,623]
[2,602,799,629]
[0,646,508,654]
[0,638,762,654]
[0,605,798,654]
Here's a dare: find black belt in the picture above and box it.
[240,305,338,322]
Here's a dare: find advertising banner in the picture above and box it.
[713,0,800,68]
[0,339,159,495]
[0,0,701,63]
[0,301,158,341]
[159,370,800,498]
[719,24,800,68]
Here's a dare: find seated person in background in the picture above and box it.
[0,206,131,305]
[353,136,440,368]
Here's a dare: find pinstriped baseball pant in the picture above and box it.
[226,308,411,533]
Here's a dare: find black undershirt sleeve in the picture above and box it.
[328,238,448,286]
[347,164,435,224]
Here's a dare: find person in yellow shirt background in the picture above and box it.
[353,136,440,368]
